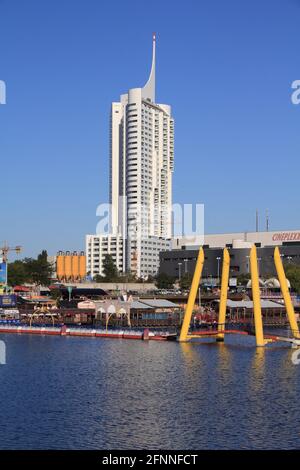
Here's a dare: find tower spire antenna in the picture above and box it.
[142,33,156,102]
[256,209,259,232]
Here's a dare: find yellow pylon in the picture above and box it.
[217,248,230,341]
[179,247,204,342]
[274,247,300,339]
[250,245,265,347]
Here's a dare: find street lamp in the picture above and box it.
[178,262,182,281]
[257,257,262,277]
[216,256,221,286]
[246,255,250,274]
[203,267,208,285]
[184,258,188,274]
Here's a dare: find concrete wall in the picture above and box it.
[173,229,300,249]
[64,282,157,292]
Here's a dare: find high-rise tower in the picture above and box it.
[87,35,174,280]
[110,35,174,278]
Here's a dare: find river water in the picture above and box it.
[0,333,299,449]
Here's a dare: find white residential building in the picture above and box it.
[93,34,173,279]
[86,235,124,278]
[86,35,173,279]
[110,33,174,238]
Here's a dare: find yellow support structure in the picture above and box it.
[217,248,230,341]
[179,247,204,342]
[274,247,300,339]
[250,245,265,347]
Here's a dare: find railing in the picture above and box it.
[264,327,300,340]
[190,322,300,338]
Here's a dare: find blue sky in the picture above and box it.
[1,0,300,258]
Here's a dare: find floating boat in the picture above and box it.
[0,324,174,341]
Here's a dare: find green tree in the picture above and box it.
[7,250,54,287]
[102,254,119,282]
[24,250,54,286]
[155,272,175,289]
[236,273,251,286]
[93,274,104,283]
[7,260,27,286]
[50,288,62,302]
[284,264,300,293]
[179,273,192,290]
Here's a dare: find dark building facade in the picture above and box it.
[159,244,300,280]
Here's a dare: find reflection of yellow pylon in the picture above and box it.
[274,247,300,339]
[217,248,230,341]
[179,247,204,342]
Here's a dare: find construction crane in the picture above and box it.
[0,243,22,285]
[0,243,22,262]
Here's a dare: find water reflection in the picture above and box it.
[0,334,300,449]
